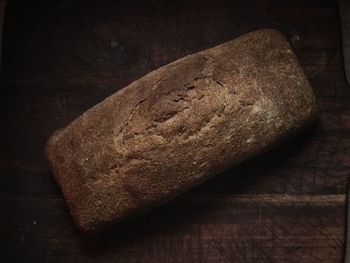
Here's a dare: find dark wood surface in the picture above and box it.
[339,0,350,85]
[1,0,349,262]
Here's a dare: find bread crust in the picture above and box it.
[45,29,318,234]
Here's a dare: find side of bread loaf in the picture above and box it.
[45,29,318,234]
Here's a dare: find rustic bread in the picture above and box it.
[45,29,318,234]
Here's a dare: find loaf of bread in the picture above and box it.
[45,29,318,234]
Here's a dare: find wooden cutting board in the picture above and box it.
[1,0,349,262]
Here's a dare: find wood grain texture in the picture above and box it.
[1,0,349,262]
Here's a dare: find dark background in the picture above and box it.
[1,0,349,262]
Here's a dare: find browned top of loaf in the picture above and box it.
[45,29,318,234]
